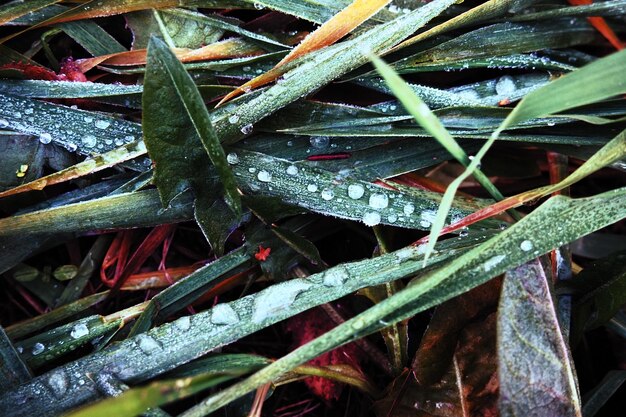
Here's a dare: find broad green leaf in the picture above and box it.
[498,259,581,417]
[181,187,626,416]
[144,36,241,216]
[0,0,61,26]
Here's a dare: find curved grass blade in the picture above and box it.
[498,260,582,417]
[423,48,626,262]
[179,187,626,417]
[144,36,241,215]
[219,0,391,104]
[369,55,508,204]
[414,129,626,240]
[57,20,126,56]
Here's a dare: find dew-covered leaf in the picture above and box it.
[144,36,241,215]
[188,188,626,415]
[0,0,61,26]
[498,259,582,417]
[57,20,126,56]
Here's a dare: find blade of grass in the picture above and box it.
[219,0,391,104]
[179,187,626,417]
[0,0,61,26]
[422,48,626,263]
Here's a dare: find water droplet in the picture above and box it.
[403,203,415,216]
[13,111,22,118]
[459,228,469,237]
[84,116,93,123]
[307,184,318,192]
[0,119,9,128]
[484,255,506,272]
[369,193,388,209]
[173,316,191,331]
[286,165,298,175]
[240,124,253,134]
[243,66,251,72]
[46,370,68,398]
[32,342,45,356]
[248,167,256,173]
[228,114,240,124]
[82,135,97,147]
[257,170,272,182]
[70,323,89,339]
[253,2,264,9]
[95,120,110,129]
[309,136,330,149]
[347,184,364,199]
[388,213,397,223]
[321,188,334,201]
[211,304,239,325]
[520,240,533,251]
[226,152,239,165]
[495,75,516,96]
[252,280,312,323]
[322,266,349,287]
[136,334,161,355]
[286,140,293,147]
[362,211,381,226]
[39,133,52,144]
[16,346,23,353]
[24,108,34,115]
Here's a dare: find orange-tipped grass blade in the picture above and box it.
[217,0,391,106]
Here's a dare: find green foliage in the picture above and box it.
[0,1,625,416]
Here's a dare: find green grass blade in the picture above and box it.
[180,187,626,417]
[0,0,61,25]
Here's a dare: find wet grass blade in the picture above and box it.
[144,36,241,215]
[180,187,626,417]
[0,0,61,26]
[219,0,391,104]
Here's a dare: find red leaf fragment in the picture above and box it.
[254,245,271,261]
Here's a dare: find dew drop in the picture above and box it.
[39,133,52,144]
[243,66,251,72]
[347,184,364,199]
[520,240,533,251]
[403,203,415,216]
[70,323,89,339]
[286,165,298,175]
[252,280,312,323]
[228,114,240,124]
[323,266,349,287]
[484,255,506,272]
[46,370,68,399]
[309,135,330,149]
[248,167,256,173]
[13,111,22,118]
[369,193,388,209]
[459,228,469,237]
[95,120,110,129]
[173,316,191,331]
[240,123,253,134]
[84,116,94,123]
[226,152,240,165]
[82,135,97,147]
[136,334,161,355]
[321,188,334,201]
[307,184,318,192]
[257,170,272,182]
[32,342,45,356]
[0,119,9,128]
[211,304,239,325]
[388,213,397,223]
[362,211,381,226]
[495,75,516,96]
